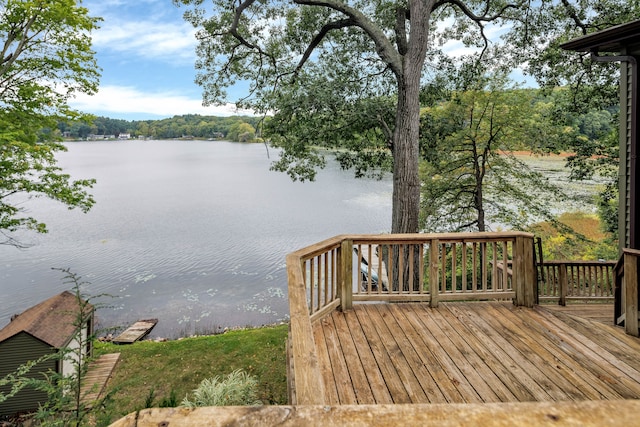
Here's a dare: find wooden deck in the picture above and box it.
[312,301,640,405]
[113,319,158,344]
[541,302,614,325]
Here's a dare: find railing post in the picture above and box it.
[514,234,536,307]
[624,251,639,337]
[339,239,353,311]
[558,263,568,306]
[430,239,440,308]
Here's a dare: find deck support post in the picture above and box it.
[339,239,353,311]
[624,251,639,336]
[514,235,536,308]
[558,263,568,306]
[430,239,440,308]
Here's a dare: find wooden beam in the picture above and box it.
[558,263,568,306]
[286,253,326,404]
[624,251,640,336]
[111,400,640,427]
[339,239,353,311]
[430,239,439,308]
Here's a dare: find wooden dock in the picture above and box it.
[113,319,158,344]
[311,301,640,405]
[80,353,120,405]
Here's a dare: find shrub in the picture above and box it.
[181,370,262,407]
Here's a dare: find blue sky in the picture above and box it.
[69,0,249,120]
[70,1,532,121]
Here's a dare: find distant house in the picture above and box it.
[0,291,94,417]
[118,133,131,140]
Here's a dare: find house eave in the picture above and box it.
[560,19,640,53]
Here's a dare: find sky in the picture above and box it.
[69,0,249,120]
[69,1,533,121]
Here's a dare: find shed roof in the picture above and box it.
[0,291,93,348]
[561,19,640,52]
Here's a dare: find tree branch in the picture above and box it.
[395,6,408,56]
[433,0,524,57]
[294,0,402,76]
[295,18,355,73]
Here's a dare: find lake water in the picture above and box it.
[0,140,393,338]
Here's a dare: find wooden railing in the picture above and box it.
[537,260,616,304]
[286,232,536,405]
[614,249,640,337]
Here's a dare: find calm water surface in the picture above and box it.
[0,140,392,337]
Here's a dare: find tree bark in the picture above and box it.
[390,0,432,234]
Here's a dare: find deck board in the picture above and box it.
[311,302,640,405]
[80,352,120,406]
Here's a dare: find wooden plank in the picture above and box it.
[487,302,622,400]
[413,304,502,403]
[287,253,325,405]
[429,239,439,307]
[459,303,568,401]
[331,311,376,404]
[445,304,552,402]
[423,305,516,402]
[443,304,537,402]
[386,304,466,403]
[624,252,639,336]
[339,240,353,311]
[321,314,357,404]
[80,353,120,405]
[114,400,640,427]
[374,304,448,403]
[312,318,339,405]
[342,309,393,404]
[525,305,640,398]
[361,304,428,403]
[113,319,158,344]
[541,303,614,324]
[538,306,640,368]
[353,305,412,403]
[398,304,482,403]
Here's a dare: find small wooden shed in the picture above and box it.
[0,291,94,417]
[561,20,640,251]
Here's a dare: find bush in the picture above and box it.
[181,370,262,407]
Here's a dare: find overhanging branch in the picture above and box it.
[294,0,402,76]
[295,18,355,73]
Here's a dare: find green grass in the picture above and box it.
[95,324,288,423]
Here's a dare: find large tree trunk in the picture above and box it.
[389,1,432,290]
[390,1,431,234]
[391,76,421,234]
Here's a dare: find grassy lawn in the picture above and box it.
[95,324,288,423]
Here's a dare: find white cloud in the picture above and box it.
[93,20,197,63]
[69,85,254,118]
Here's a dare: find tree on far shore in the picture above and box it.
[0,0,100,247]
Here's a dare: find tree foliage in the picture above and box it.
[60,114,262,141]
[174,0,638,236]
[174,0,542,234]
[0,0,100,247]
[419,73,567,232]
[517,1,640,239]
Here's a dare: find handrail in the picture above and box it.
[537,260,616,304]
[286,232,537,404]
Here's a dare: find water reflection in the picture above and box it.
[0,140,392,337]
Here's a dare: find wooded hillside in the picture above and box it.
[59,114,262,141]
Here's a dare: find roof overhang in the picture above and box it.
[560,19,640,53]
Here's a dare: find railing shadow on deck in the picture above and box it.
[286,231,538,405]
